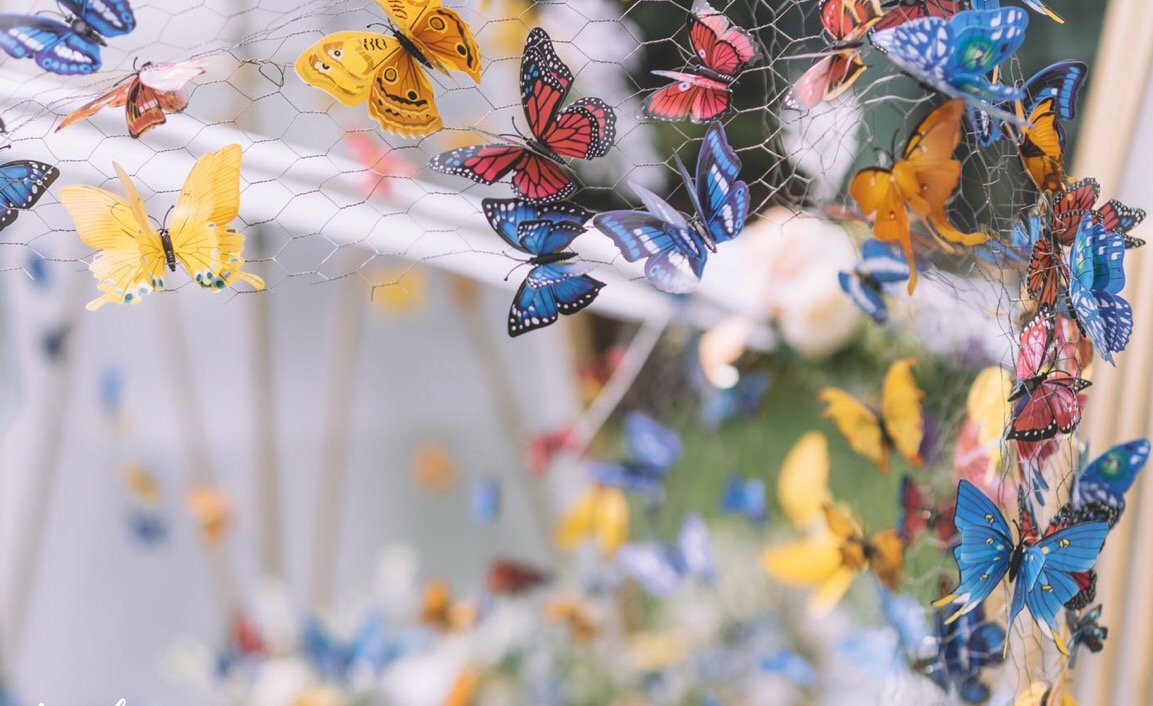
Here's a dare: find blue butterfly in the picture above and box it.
[1067,211,1132,365]
[127,508,168,546]
[919,603,1005,704]
[880,589,930,657]
[934,480,1108,655]
[965,60,1087,148]
[0,160,60,231]
[588,411,682,494]
[869,8,1030,125]
[100,364,124,417]
[1066,604,1106,669]
[839,239,910,324]
[593,120,749,294]
[27,253,50,288]
[481,198,605,337]
[719,472,767,524]
[699,369,770,429]
[0,0,136,75]
[471,479,501,525]
[760,649,817,686]
[616,513,714,596]
[971,0,1063,24]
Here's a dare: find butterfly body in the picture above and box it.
[0,0,135,74]
[594,120,747,294]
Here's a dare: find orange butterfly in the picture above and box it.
[185,486,231,547]
[57,59,209,138]
[849,100,987,292]
[1015,97,1066,192]
[419,578,477,631]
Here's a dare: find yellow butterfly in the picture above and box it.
[410,439,458,491]
[294,0,482,138]
[966,366,1013,479]
[818,358,924,474]
[777,431,832,531]
[59,144,264,311]
[419,577,476,631]
[555,485,628,555]
[185,485,231,548]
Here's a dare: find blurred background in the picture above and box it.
[0,0,1148,705]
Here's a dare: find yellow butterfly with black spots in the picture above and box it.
[295,0,482,138]
[59,144,264,311]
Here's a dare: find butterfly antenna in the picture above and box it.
[503,259,527,282]
[161,205,176,230]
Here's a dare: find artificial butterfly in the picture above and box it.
[872,0,965,30]
[555,484,629,555]
[587,411,682,495]
[869,8,1029,124]
[344,131,416,200]
[485,558,550,596]
[418,578,477,631]
[429,27,616,202]
[122,463,168,547]
[971,0,1063,24]
[898,475,956,544]
[543,597,598,643]
[0,0,136,75]
[617,514,714,597]
[1066,604,1106,669]
[641,0,760,122]
[934,480,1108,655]
[301,614,398,682]
[526,425,576,475]
[880,589,931,657]
[720,472,767,524]
[57,59,210,138]
[918,603,1006,705]
[818,358,924,473]
[1048,177,1146,249]
[849,100,986,292]
[0,156,60,233]
[410,439,458,490]
[965,60,1086,148]
[1067,212,1132,365]
[471,479,500,525]
[762,502,904,615]
[593,120,749,294]
[186,485,231,548]
[1071,439,1150,523]
[294,0,482,137]
[759,649,817,686]
[1007,309,1091,441]
[480,197,604,337]
[777,431,833,531]
[1017,212,1067,309]
[838,238,911,324]
[959,366,1013,484]
[699,369,770,428]
[1016,97,1066,193]
[59,145,265,310]
[785,0,879,110]
[1095,197,1147,249]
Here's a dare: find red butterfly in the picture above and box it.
[486,557,551,596]
[344,131,416,200]
[1049,177,1099,246]
[428,28,616,202]
[640,0,760,123]
[528,426,577,476]
[1095,198,1146,249]
[897,475,956,544]
[787,0,879,109]
[1007,309,1091,442]
[56,59,210,138]
[871,0,964,31]
[1025,230,1067,309]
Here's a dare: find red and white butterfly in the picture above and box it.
[1007,309,1091,442]
[1049,177,1146,249]
[428,28,616,203]
[56,58,211,138]
[639,0,760,124]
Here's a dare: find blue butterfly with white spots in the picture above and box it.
[869,8,1030,125]
[593,120,748,294]
[0,0,136,75]
[934,480,1108,655]
[481,198,605,337]
[617,513,714,597]
[839,239,910,324]
[0,159,59,232]
[1067,211,1132,365]
[965,60,1087,148]
[588,411,681,495]
[971,0,1063,24]
[920,603,1005,704]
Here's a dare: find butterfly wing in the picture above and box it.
[122,81,173,138]
[1022,523,1109,654]
[0,14,102,74]
[642,70,732,123]
[1096,199,1147,250]
[1023,60,1086,119]
[624,411,682,473]
[778,432,831,530]
[690,0,760,74]
[872,0,962,31]
[617,542,684,597]
[1026,236,1067,309]
[786,52,868,110]
[839,271,887,323]
[677,513,715,582]
[934,480,1014,622]
[509,259,603,337]
[1018,98,1066,192]
[1075,439,1150,520]
[56,81,133,133]
[1009,373,1090,441]
[521,29,615,159]
[849,167,917,292]
[593,193,709,294]
[945,9,1029,86]
[379,0,482,82]
[881,358,925,466]
[367,49,441,137]
[695,121,749,244]
[1052,178,1101,246]
[61,0,136,38]
[1068,215,1129,362]
[817,387,888,471]
[860,238,912,283]
[0,160,60,231]
[481,197,591,252]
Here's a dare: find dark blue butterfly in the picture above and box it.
[719,472,766,524]
[965,60,1087,148]
[934,480,1108,655]
[593,120,748,294]
[919,603,1005,704]
[616,513,714,596]
[1066,604,1106,669]
[127,507,168,546]
[588,411,682,494]
[839,239,910,324]
[471,479,501,525]
[699,369,769,429]
[869,8,1030,125]
[0,160,59,231]
[1067,211,1132,365]
[0,0,136,75]
[481,197,605,337]
[1072,439,1149,523]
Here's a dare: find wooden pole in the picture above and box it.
[249,232,284,582]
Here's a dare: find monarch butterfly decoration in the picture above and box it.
[56,58,211,138]
[428,27,617,202]
[294,0,482,138]
[58,144,265,311]
[818,358,925,474]
[642,0,761,122]
[849,100,987,292]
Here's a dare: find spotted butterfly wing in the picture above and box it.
[1095,199,1146,249]
[0,0,135,75]
[971,0,1064,23]
[481,197,603,336]
[642,0,760,122]
[1067,212,1132,365]
[1051,177,1100,245]
[1007,310,1090,442]
[0,160,60,232]
[1022,216,1067,309]
[965,60,1086,148]
[839,239,910,323]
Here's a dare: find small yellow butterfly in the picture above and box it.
[555,485,629,555]
[59,144,264,311]
[294,0,483,137]
[185,485,231,548]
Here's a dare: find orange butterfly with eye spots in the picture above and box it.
[849,100,987,292]
[294,0,482,137]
